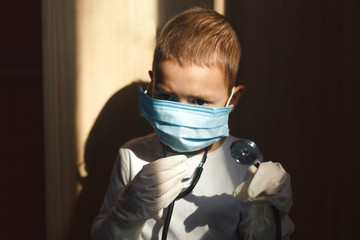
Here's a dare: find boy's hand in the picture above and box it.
[233,161,292,214]
[115,155,191,222]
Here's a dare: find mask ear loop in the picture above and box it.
[144,81,152,95]
[225,87,235,107]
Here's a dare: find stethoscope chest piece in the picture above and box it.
[230,139,263,165]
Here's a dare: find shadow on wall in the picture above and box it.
[68,81,153,240]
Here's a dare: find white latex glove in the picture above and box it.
[233,161,294,239]
[233,161,292,214]
[91,155,191,240]
[113,155,190,226]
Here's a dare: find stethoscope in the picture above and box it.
[230,139,281,240]
[161,139,281,240]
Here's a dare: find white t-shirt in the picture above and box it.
[92,133,293,239]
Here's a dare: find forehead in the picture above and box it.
[154,61,228,98]
[156,60,225,81]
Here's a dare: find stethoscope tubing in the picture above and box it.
[161,142,281,240]
[161,147,208,240]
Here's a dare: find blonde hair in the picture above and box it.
[153,7,241,90]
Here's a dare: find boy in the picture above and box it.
[92,7,294,240]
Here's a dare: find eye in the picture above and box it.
[157,93,175,101]
[193,99,208,106]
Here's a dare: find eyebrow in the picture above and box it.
[155,86,214,101]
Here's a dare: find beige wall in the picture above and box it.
[74,0,157,182]
[43,1,157,239]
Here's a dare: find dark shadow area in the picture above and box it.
[68,81,153,239]
[183,194,245,237]
[0,1,46,239]
[226,0,360,239]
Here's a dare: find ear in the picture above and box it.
[146,70,154,96]
[229,85,245,112]
[148,70,153,82]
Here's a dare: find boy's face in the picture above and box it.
[151,61,242,108]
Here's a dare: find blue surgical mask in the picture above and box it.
[139,86,234,152]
